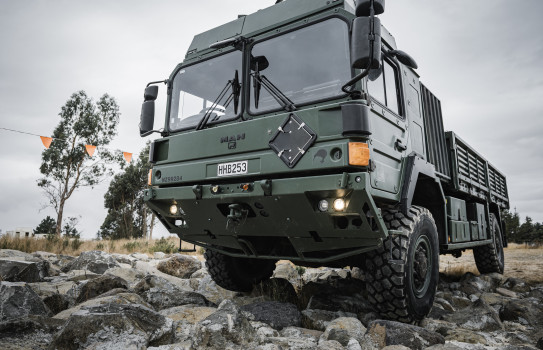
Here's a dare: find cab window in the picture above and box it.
[367,58,401,115]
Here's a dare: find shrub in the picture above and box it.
[149,237,177,254]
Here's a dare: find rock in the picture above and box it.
[71,274,129,303]
[157,254,201,279]
[240,301,301,330]
[104,266,146,285]
[0,282,51,321]
[250,278,299,305]
[537,337,543,350]
[458,274,493,295]
[43,293,70,314]
[424,345,464,350]
[381,346,411,350]
[154,252,166,259]
[264,336,319,349]
[133,274,212,310]
[299,279,369,312]
[159,304,217,324]
[280,326,322,340]
[132,260,192,290]
[301,308,357,331]
[320,317,366,346]
[111,253,137,265]
[503,277,532,294]
[61,250,119,274]
[434,297,456,312]
[194,299,255,348]
[445,328,488,344]
[420,318,457,337]
[53,292,152,320]
[50,303,174,350]
[0,258,50,282]
[496,287,520,298]
[351,267,365,281]
[0,249,37,260]
[365,320,444,350]
[317,340,344,350]
[442,298,503,332]
[0,315,64,350]
[273,262,300,286]
[28,280,76,299]
[147,343,192,350]
[131,252,150,261]
[191,273,239,305]
[63,269,100,281]
[500,298,543,328]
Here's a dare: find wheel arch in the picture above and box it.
[400,154,447,246]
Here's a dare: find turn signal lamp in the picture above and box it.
[348,142,370,166]
[148,169,153,186]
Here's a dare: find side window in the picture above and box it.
[367,58,401,116]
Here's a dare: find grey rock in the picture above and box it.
[537,337,543,350]
[131,252,151,261]
[63,269,100,281]
[299,279,369,313]
[0,282,51,321]
[157,254,201,279]
[365,320,444,350]
[442,298,503,331]
[500,298,543,328]
[43,293,70,314]
[503,277,531,293]
[381,346,411,350]
[105,266,146,285]
[317,340,344,350]
[111,253,137,265]
[424,345,464,350]
[263,336,318,349]
[0,258,50,282]
[241,301,301,330]
[71,274,129,303]
[301,308,357,331]
[159,304,217,324]
[62,250,119,274]
[28,280,77,298]
[250,278,299,305]
[279,326,322,340]
[0,249,37,260]
[347,338,363,350]
[194,299,255,348]
[132,260,192,290]
[50,303,174,350]
[191,272,239,305]
[320,317,366,346]
[133,274,212,310]
[53,292,152,320]
[154,252,166,259]
[273,262,300,286]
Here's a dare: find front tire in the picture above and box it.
[205,249,276,292]
[473,213,504,274]
[365,206,440,323]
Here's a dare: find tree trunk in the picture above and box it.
[142,207,148,240]
[56,203,64,237]
[149,212,156,240]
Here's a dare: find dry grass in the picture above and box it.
[0,235,204,257]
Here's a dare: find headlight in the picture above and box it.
[333,198,346,211]
[169,204,179,215]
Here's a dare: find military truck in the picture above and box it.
[139,0,509,322]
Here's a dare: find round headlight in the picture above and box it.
[318,200,329,212]
[333,198,346,211]
[169,204,179,215]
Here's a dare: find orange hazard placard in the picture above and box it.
[85,145,97,157]
[123,152,133,163]
[40,136,53,149]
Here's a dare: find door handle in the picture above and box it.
[395,138,407,152]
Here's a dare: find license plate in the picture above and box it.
[217,161,248,177]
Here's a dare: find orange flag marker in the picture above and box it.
[40,136,52,149]
[123,152,133,163]
[85,145,97,157]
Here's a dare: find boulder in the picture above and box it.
[301,308,357,331]
[50,303,174,350]
[154,252,167,259]
[500,298,543,328]
[159,304,217,324]
[194,299,255,348]
[273,262,300,286]
[250,278,299,305]
[424,345,464,350]
[0,249,37,260]
[364,320,445,350]
[0,258,49,282]
[298,279,368,312]
[28,280,76,299]
[317,340,344,350]
[280,326,323,340]
[71,274,129,303]
[240,301,302,330]
[132,260,192,290]
[0,282,51,321]
[131,252,151,261]
[157,254,202,279]
[320,317,366,346]
[190,272,239,305]
[133,274,212,310]
[105,266,146,285]
[503,277,532,294]
[63,269,100,282]
[443,298,503,332]
[43,293,70,314]
[53,292,151,320]
[62,250,119,274]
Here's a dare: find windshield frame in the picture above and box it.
[167,48,245,133]
[246,15,353,117]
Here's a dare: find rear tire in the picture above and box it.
[474,213,505,274]
[365,206,440,323]
[204,249,276,292]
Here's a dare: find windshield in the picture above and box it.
[249,18,351,114]
[169,51,242,131]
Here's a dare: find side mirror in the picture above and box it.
[388,50,418,69]
[351,16,382,70]
[140,86,158,137]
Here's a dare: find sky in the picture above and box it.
[1,0,542,239]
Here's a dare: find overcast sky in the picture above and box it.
[1,0,542,239]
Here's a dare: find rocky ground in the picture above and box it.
[1,248,542,350]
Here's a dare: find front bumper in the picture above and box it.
[144,172,388,263]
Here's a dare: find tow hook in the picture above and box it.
[226,204,248,232]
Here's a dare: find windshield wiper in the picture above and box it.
[252,58,296,112]
[196,70,241,130]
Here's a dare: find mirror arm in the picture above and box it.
[147,79,169,88]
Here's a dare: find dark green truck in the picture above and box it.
[139,0,509,322]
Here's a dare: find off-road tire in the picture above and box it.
[365,206,440,323]
[204,249,276,292]
[473,213,504,274]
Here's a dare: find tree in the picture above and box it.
[503,209,520,243]
[63,216,81,238]
[34,216,56,235]
[38,91,121,236]
[98,143,155,240]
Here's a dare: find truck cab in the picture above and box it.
[140,0,509,323]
